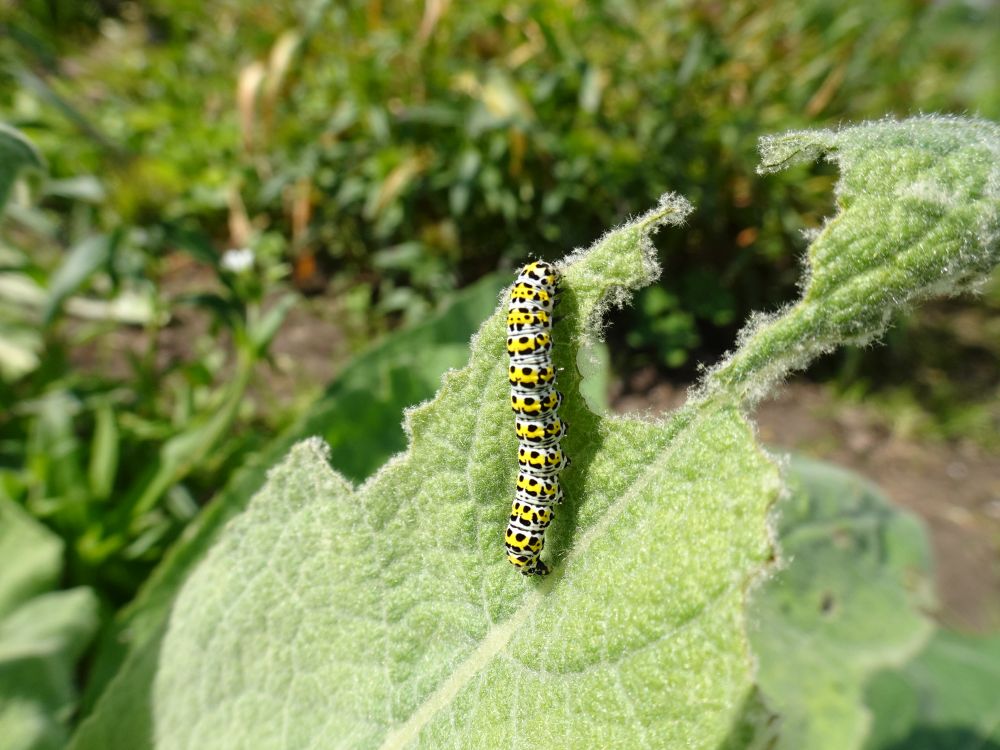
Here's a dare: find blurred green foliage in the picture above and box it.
[0,498,98,750]
[3,0,999,357]
[0,0,995,614]
[865,629,1000,749]
[0,122,294,605]
[750,457,934,750]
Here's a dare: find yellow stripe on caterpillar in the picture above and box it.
[514,415,567,445]
[507,306,551,332]
[517,444,569,476]
[510,388,562,416]
[509,363,556,389]
[506,331,552,357]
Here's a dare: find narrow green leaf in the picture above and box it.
[0,123,44,213]
[43,175,106,204]
[121,359,253,527]
[88,405,119,501]
[42,234,116,326]
[750,456,935,750]
[28,392,88,526]
[10,69,123,157]
[579,65,606,114]
[247,293,296,355]
[864,629,1000,750]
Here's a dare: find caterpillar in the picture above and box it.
[504,261,568,576]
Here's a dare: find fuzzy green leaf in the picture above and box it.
[750,457,935,750]
[77,194,789,748]
[710,116,1000,402]
[73,117,1000,749]
[78,272,508,718]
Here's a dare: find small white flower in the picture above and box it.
[220,247,255,273]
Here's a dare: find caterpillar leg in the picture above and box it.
[507,551,550,576]
[523,559,550,576]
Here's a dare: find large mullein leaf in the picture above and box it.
[73,116,1000,749]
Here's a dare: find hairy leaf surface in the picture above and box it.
[79,272,508,715]
[73,116,1000,749]
[710,116,1000,401]
[80,194,787,748]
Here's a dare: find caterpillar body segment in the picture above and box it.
[508,497,554,532]
[514,414,567,445]
[515,471,564,504]
[510,283,554,312]
[508,362,556,390]
[506,330,553,359]
[517,444,570,476]
[510,388,563,417]
[516,260,558,289]
[507,306,552,334]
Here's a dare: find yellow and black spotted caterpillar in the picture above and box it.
[504,261,569,576]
